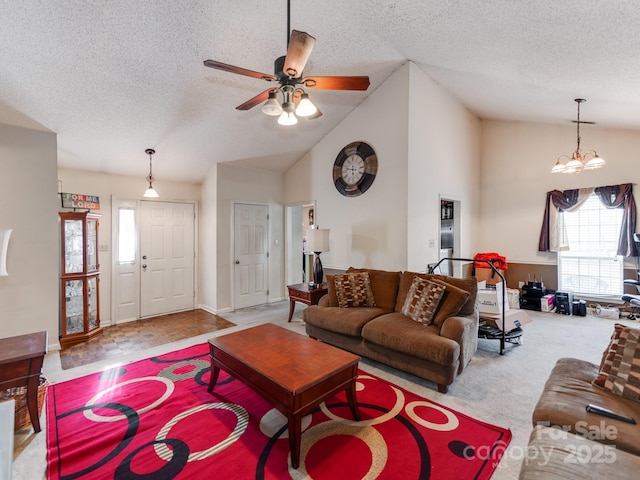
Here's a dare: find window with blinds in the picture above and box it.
[557,193,623,297]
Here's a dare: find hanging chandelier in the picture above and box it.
[551,98,606,174]
[143,148,159,198]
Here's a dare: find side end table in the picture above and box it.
[287,282,328,322]
[0,331,48,433]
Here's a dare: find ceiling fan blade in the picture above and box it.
[283,30,316,78]
[302,76,370,91]
[236,89,273,111]
[204,60,277,82]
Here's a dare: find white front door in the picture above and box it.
[233,203,268,309]
[140,201,195,317]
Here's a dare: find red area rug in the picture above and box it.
[46,343,511,479]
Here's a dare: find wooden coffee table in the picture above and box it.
[207,323,360,469]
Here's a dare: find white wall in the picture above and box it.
[284,62,482,273]
[199,164,218,312]
[57,168,200,323]
[215,163,284,312]
[479,120,640,264]
[284,63,411,270]
[0,125,59,349]
[407,63,482,272]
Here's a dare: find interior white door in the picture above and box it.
[234,203,268,309]
[140,201,195,317]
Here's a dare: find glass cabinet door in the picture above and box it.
[64,278,85,334]
[64,219,84,274]
[87,275,99,330]
[87,218,98,272]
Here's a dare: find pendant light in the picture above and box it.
[143,148,159,198]
[551,99,606,174]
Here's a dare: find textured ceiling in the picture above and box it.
[1,1,639,183]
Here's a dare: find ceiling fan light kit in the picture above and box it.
[551,98,606,174]
[261,91,283,116]
[203,1,370,126]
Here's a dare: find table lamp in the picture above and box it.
[306,228,330,286]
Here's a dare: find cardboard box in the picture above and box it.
[541,294,555,312]
[481,309,533,332]
[475,268,505,285]
[477,283,510,314]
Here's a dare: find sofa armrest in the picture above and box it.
[440,310,478,373]
[317,294,331,307]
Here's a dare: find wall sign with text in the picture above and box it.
[60,193,100,210]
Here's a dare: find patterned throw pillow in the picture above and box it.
[334,272,376,308]
[402,276,446,325]
[593,323,640,402]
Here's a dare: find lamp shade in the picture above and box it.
[0,229,12,276]
[306,228,330,253]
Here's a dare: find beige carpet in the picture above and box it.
[12,302,637,479]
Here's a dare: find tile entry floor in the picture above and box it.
[58,309,235,369]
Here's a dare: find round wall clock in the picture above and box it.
[333,141,378,197]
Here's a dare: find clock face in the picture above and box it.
[333,142,377,197]
[341,154,365,185]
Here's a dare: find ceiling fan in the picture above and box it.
[203,1,370,126]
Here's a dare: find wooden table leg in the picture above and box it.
[207,363,221,394]
[287,298,296,322]
[288,412,302,469]
[346,380,361,421]
[26,376,41,433]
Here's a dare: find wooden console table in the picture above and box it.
[0,331,48,432]
[286,282,328,322]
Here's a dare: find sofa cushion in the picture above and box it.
[325,275,339,307]
[362,313,460,366]
[334,272,376,308]
[593,323,640,402]
[532,357,640,455]
[395,272,475,317]
[346,267,402,310]
[519,425,640,480]
[303,305,389,337]
[401,276,446,325]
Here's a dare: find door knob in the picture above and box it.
[142,264,147,269]
[235,260,240,264]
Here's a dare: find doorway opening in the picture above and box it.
[439,197,462,277]
[285,201,316,286]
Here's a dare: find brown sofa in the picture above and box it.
[303,268,479,393]
[519,357,640,478]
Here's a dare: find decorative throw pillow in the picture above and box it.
[401,276,446,325]
[593,324,640,402]
[334,272,376,308]
[428,279,471,327]
[594,324,624,385]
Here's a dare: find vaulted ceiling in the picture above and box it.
[1,1,639,183]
